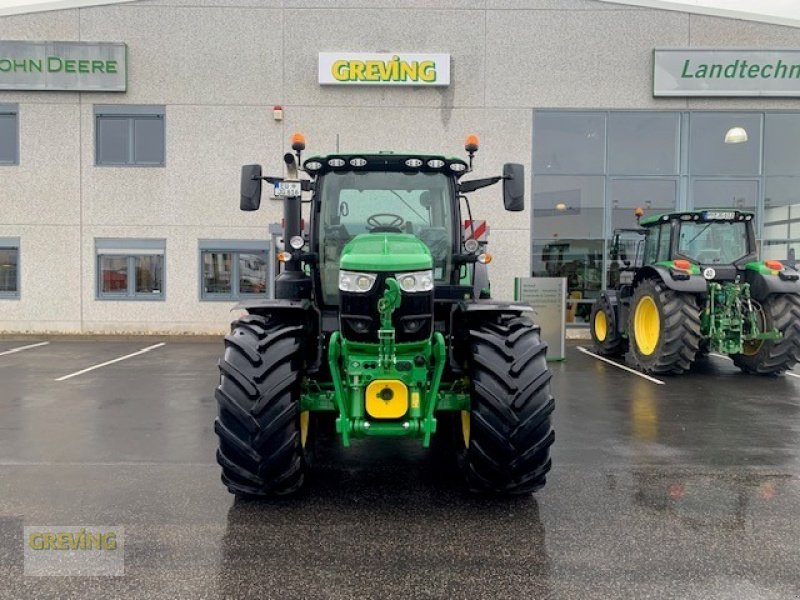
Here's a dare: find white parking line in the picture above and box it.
[55,343,166,382]
[576,346,665,385]
[710,352,800,378]
[0,341,50,357]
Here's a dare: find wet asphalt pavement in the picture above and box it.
[0,339,799,599]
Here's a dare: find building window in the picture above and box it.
[96,239,165,300]
[200,241,269,301]
[0,104,19,166]
[0,238,19,298]
[95,105,165,166]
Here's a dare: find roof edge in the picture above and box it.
[597,0,800,29]
[0,0,137,17]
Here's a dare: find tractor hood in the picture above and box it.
[340,233,433,273]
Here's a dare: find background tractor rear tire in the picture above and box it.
[459,314,555,495]
[590,297,625,356]
[628,278,702,375]
[732,294,800,375]
[215,314,310,497]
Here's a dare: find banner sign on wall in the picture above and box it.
[654,48,800,97]
[0,41,126,92]
[319,53,450,86]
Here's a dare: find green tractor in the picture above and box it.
[214,133,555,497]
[590,209,800,375]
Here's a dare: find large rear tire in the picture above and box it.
[732,294,800,375]
[459,314,555,495]
[590,297,625,356]
[628,278,702,375]
[214,314,310,497]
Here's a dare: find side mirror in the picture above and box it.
[502,163,524,212]
[240,164,263,211]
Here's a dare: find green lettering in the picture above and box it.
[695,63,708,78]
[29,59,42,73]
[91,60,105,73]
[708,64,722,78]
[738,59,749,77]
[790,64,800,78]
[78,60,90,73]
[47,56,62,72]
[63,59,76,73]
[0,59,11,72]
[748,64,760,78]
[681,59,693,78]
[106,60,117,74]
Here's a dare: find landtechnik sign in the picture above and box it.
[319,53,450,86]
[654,49,800,97]
[0,41,126,91]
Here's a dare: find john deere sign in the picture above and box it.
[0,41,126,92]
[319,53,450,86]
[655,49,800,97]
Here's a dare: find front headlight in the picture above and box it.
[339,270,377,293]
[396,270,434,293]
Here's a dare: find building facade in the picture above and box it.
[1,0,800,333]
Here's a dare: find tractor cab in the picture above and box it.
[637,210,758,281]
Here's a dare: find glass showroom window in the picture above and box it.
[0,238,19,298]
[0,104,19,165]
[200,242,269,300]
[95,105,165,166]
[763,114,800,266]
[532,111,680,324]
[96,239,165,300]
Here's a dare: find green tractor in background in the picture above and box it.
[591,209,800,375]
[214,133,555,497]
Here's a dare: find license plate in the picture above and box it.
[274,181,302,197]
[703,211,735,221]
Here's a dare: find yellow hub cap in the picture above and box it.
[594,309,608,342]
[634,295,660,356]
[299,411,310,448]
[460,411,470,448]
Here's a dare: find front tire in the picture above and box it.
[732,294,800,375]
[459,314,555,495]
[590,297,625,356]
[628,278,702,375]
[214,314,310,497]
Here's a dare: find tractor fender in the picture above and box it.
[232,298,314,316]
[231,299,321,370]
[744,268,800,301]
[634,265,707,293]
[449,300,535,372]
[455,300,534,314]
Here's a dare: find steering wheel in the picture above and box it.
[367,213,406,233]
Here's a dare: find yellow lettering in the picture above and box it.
[400,61,418,81]
[419,61,436,82]
[28,533,44,550]
[365,61,382,81]
[44,533,56,549]
[102,532,117,550]
[332,60,349,81]
[350,61,366,81]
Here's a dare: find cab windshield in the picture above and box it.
[318,170,453,304]
[677,221,749,264]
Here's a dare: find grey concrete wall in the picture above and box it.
[2,0,800,332]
